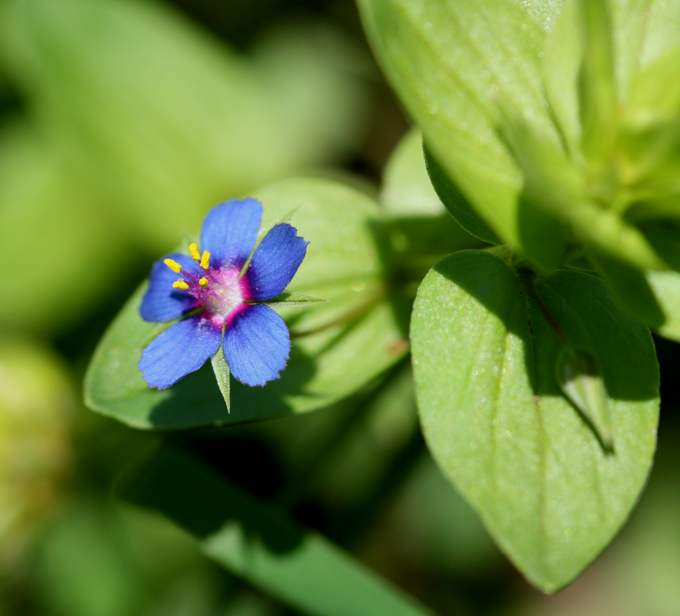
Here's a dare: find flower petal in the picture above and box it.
[224,304,290,387]
[140,253,201,322]
[139,317,221,389]
[246,223,308,301]
[200,199,262,267]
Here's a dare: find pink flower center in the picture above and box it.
[200,266,250,329]
[164,251,251,330]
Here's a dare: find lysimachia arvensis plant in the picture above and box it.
[138,199,307,391]
[86,0,680,597]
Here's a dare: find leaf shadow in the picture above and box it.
[121,445,305,558]
[148,343,318,428]
[432,251,656,409]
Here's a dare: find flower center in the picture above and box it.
[203,267,245,319]
[164,244,251,329]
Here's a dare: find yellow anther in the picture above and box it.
[198,276,209,287]
[163,258,182,274]
[188,242,201,261]
[172,280,189,290]
[200,250,211,270]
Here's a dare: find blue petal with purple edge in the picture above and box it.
[224,304,290,387]
[200,199,262,267]
[140,253,202,323]
[246,223,308,301]
[139,317,222,389]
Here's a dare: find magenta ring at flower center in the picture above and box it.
[192,265,252,330]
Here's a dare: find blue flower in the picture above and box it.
[138,199,308,389]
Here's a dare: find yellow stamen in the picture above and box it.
[163,258,182,274]
[200,250,211,270]
[198,276,209,287]
[188,242,201,261]
[172,280,189,290]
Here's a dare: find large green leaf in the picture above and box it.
[85,178,408,430]
[358,0,680,271]
[410,250,658,591]
[121,445,430,616]
[357,0,566,265]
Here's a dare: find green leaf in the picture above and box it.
[542,0,651,157]
[380,129,481,265]
[543,0,581,156]
[423,148,498,245]
[545,0,680,166]
[627,47,680,125]
[381,128,444,217]
[85,178,408,430]
[619,122,680,210]
[358,0,563,260]
[589,249,664,328]
[645,270,680,342]
[635,198,680,338]
[590,225,680,342]
[358,0,680,270]
[494,108,577,270]
[493,105,661,272]
[577,0,618,162]
[210,347,230,413]
[120,445,431,616]
[410,250,659,591]
[572,207,664,270]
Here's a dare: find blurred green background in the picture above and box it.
[1,1,679,614]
